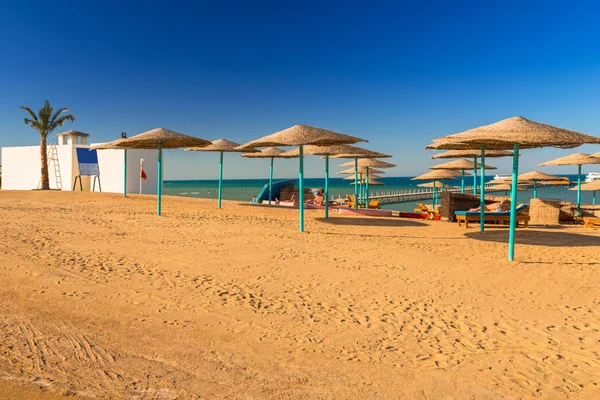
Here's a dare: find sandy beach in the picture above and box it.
[0,191,599,399]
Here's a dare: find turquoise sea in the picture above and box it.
[164,175,595,212]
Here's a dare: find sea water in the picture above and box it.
[164,175,593,212]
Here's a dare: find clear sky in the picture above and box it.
[1,0,599,179]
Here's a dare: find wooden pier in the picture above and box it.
[336,185,504,205]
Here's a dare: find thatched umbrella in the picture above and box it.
[91,138,129,197]
[279,144,387,217]
[488,183,529,196]
[540,153,600,211]
[241,147,292,206]
[332,155,394,208]
[431,149,514,195]
[418,181,454,189]
[426,116,600,261]
[185,139,257,209]
[350,179,385,186]
[430,158,496,193]
[237,125,367,232]
[570,181,600,206]
[113,128,211,215]
[515,170,569,198]
[412,169,460,208]
[338,167,385,175]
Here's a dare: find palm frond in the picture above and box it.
[49,107,71,129]
[52,114,76,129]
[20,106,39,123]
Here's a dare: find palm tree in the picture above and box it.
[21,100,76,190]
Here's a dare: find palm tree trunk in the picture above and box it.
[40,137,50,190]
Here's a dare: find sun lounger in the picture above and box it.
[455,205,530,228]
[413,203,438,219]
[583,217,600,228]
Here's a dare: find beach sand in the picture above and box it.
[0,191,599,399]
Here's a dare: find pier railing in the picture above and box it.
[335,184,502,204]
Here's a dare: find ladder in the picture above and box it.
[38,143,62,190]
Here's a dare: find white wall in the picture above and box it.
[1,143,157,194]
[92,146,158,194]
[1,144,74,190]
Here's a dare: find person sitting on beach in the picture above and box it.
[469,199,511,212]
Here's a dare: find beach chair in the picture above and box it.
[455,204,530,228]
[367,200,380,209]
[413,203,438,219]
[346,195,357,208]
[583,216,600,228]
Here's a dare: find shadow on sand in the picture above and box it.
[465,229,600,247]
[315,217,427,228]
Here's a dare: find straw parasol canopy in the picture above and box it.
[241,147,294,158]
[116,128,211,149]
[517,170,569,182]
[570,181,600,191]
[237,124,367,148]
[338,167,385,175]
[339,159,396,168]
[279,144,389,158]
[350,179,385,186]
[343,174,383,180]
[418,182,454,189]
[426,117,600,150]
[430,158,496,170]
[488,184,528,191]
[91,138,129,150]
[412,169,460,181]
[431,149,514,159]
[185,139,257,153]
[539,153,600,167]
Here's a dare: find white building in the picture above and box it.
[1,130,158,194]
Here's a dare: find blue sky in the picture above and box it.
[1,0,599,179]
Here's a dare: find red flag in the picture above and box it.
[140,161,147,181]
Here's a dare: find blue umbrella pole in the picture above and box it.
[508,143,520,261]
[218,151,224,209]
[473,156,477,195]
[433,180,437,208]
[577,164,582,214]
[269,157,273,205]
[593,191,596,206]
[123,149,127,198]
[366,166,370,209]
[325,155,329,218]
[461,169,465,193]
[354,158,359,209]
[157,144,163,216]
[299,145,305,232]
[359,176,363,208]
[533,181,537,198]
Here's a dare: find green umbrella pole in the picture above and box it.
[269,157,273,205]
[577,164,582,214]
[324,155,329,218]
[218,151,224,209]
[461,169,465,193]
[359,176,363,208]
[533,181,537,198]
[433,180,437,208]
[508,144,520,261]
[157,144,163,216]
[354,158,358,209]
[473,156,477,195]
[479,147,485,232]
[593,191,596,206]
[366,166,370,209]
[123,149,127,198]
[299,145,305,232]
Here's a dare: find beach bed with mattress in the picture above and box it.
[455,205,530,228]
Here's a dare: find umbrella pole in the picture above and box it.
[533,181,537,198]
[359,175,363,208]
[354,158,358,209]
[433,180,437,208]
[508,144,520,261]
[299,145,304,232]
[473,156,477,195]
[461,169,465,193]
[577,164,582,214]
[325,155,329,218]
[218,151,224,209]
[593,191,596,206]
[123,149,127,198]
[269,157,273,205]
[157,144,163,216]
[479,147,485,232]
[366,167,370,209]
